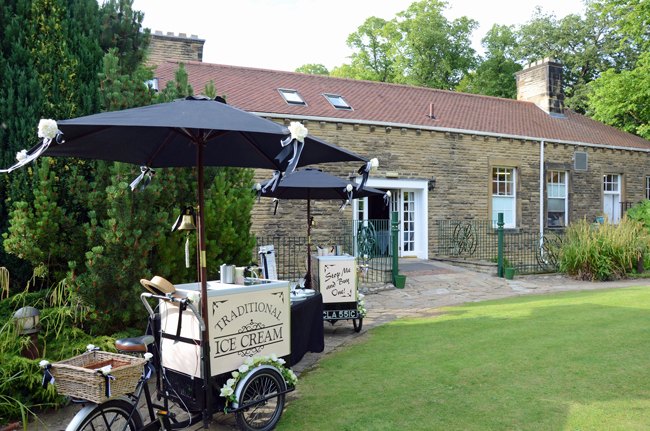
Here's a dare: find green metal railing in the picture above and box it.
[435,219,564,274]
[256,218,393,284]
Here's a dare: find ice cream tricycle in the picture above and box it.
[43,276,296,431]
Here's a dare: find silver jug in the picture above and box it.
[220,264,235,284]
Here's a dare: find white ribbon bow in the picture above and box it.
[129,166,155,191]
[0,119,64,173]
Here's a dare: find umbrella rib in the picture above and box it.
[146,128,193,166]
[236,131,281,168]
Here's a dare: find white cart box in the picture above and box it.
[159,279,290,378]
[312,255,357,304]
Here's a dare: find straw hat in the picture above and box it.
[140,276,175,295]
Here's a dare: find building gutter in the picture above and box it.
[253,112,650,154]
[539,140,545,246]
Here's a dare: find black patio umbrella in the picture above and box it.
[4,96,369,422]
[257,168,386,289]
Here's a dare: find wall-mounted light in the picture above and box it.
[428,177,436,191]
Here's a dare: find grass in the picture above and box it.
[277,287,650,430]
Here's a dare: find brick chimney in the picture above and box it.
[146,31,205,66]
[515,58,564,116]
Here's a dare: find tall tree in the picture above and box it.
[295,64,329,76]
[98,0,150,74]
[0,0,104,288]
[514,3,636,112]
[335,0,477,89]
[395,0,478,89]
[586,0,650,139]
[343,16,400,82]
[456,24,522,98]
[587,51,650,139]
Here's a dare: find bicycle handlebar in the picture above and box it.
[140,292,206,331]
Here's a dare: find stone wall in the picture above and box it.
[249,119,650,258]
[146,31,205,66]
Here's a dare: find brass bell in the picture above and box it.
[172,206,196,231]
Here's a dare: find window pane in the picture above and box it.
[547,212,565,227]
[492,167,514,197]
[548,198,565,212]
[603,174,619,192]
[279,89,306,105]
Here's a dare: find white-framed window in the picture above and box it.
[492,167,516,228]
[603,174,621,223]
[646,176,650,200]
[547,170,568,228]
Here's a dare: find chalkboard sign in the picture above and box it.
[317,256,356,303]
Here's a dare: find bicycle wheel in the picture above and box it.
[235,367,286,431]
[66,398,143,431]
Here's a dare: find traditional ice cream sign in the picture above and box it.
[210,287,290,374]
[159,280,290,377]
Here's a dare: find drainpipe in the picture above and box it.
[539,140,544,251]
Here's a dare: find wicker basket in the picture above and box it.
[51,351,146,403]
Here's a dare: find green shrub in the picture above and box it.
[0,277,119,425]
[626,199,650,229]
[559,217,649,280]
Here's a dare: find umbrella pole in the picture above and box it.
[305,198,312,289]
[197,142,212,427]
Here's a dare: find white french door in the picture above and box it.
[603,174,621,223]
[353,179,428,259]
[401,191,416,255]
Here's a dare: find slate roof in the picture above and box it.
[155,60,650,151]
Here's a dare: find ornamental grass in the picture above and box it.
[558,217,649,281]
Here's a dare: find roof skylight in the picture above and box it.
[323,93,352,110]
[278,88,306,106]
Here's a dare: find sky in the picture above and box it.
[131,0,586,72]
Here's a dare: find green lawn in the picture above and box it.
[277,287,650,431]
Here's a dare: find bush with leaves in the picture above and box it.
[559,217,649,280]
[0,272,118,426]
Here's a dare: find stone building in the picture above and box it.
[152,49,650,262]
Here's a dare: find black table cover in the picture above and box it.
[289,293,324,365]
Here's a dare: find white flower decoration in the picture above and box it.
[86,344,96,351]
[99,365,112,376]
[346,184,353,192]
[288,122,308,143]
[369,158,379,169]
[144,352,153,361]
[39,360,50,368]
[220,355,298,407]
[37,119,59,140]
[15,150,27,162]
[255,183,262,191]
[386,191,391,198]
